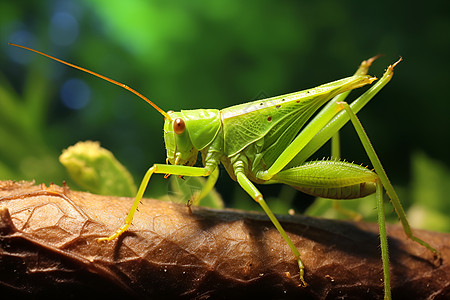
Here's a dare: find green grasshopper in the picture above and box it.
[11,43,440,299]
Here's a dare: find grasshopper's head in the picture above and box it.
[164,111,198,166]
[163,109,221,166]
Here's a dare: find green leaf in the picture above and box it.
[59,141,137,197]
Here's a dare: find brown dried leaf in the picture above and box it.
[0,180,448,299]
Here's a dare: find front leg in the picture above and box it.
[98,163,213,242]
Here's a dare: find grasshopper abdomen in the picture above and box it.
[272,160,377,199]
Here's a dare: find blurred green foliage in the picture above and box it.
[59,141,137,197]
[0,0,449,231]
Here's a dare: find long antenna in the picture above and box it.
[9,43,172,121]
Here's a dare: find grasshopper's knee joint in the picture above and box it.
[336,101,349,109]
[255,194,263,203]
[257,170,271,181]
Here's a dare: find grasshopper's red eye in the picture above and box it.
[173,118,185,135]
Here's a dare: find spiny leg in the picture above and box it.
[339,101,440,258]
[98,164,212,242]
[233,163,307,286]
[376,179,391,299]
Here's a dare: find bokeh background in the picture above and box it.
[1,0,449,231]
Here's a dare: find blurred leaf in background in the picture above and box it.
[408,152,450,232]
[0,0,449,231]
[59,141,137,197]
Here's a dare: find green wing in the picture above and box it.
[220,75,375,166]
